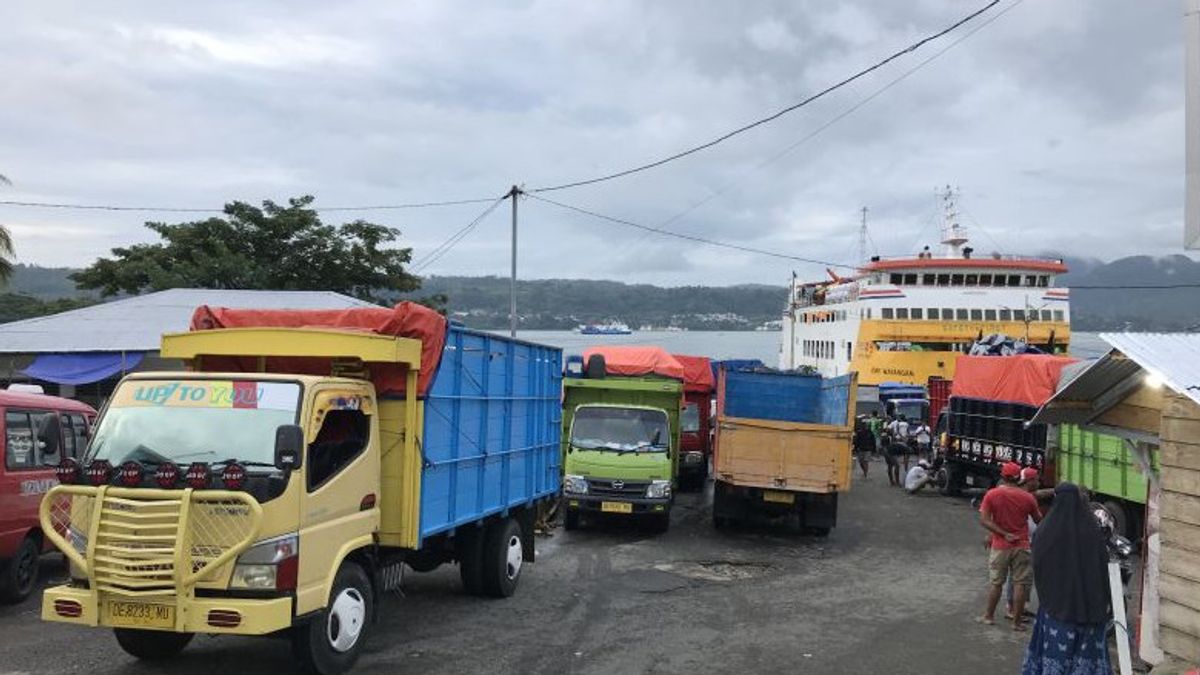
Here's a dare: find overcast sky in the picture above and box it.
[0,0,1187,286]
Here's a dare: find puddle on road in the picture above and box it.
[652,560,773,582]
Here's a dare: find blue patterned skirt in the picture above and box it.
[1021,609,1112,675]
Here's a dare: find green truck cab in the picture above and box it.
[560,361,683,533]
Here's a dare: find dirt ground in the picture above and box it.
[0,460,1036,674]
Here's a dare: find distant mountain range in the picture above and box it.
[4,256,1199,331]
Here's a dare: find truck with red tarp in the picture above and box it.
[941,354,1076,495]
[560,346,683,531]
[672,354,714,492]
[38,302,562,673]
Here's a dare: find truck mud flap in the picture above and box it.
[800,493,838,529]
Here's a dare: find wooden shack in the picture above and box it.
[1034,333,1200,669]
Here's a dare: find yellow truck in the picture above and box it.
[711,369,855,535]
[37,306,562,674]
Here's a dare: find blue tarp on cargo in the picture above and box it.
[723,370,853,426]
[710,359,766,383]
[21,351,145,385]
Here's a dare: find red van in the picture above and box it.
[0,390,96,603]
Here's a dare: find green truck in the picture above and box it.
[1057,423,1158,542]
[560,351,683,533]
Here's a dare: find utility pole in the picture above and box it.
[858,207,869,265]
[509,185,522,338]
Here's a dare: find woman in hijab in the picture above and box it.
[1021,482,1112,675]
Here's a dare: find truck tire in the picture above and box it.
[712,483,729,529]
[481,518,524,598]
[293,562,373,675]
[114,629,194,660]
[940,464,964,497]
[458,527,486,596]
[564,509,581,531]
[0,536,39,603]
[646,513,670,534]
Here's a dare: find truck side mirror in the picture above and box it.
[274,424,305,471]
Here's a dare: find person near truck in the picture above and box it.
[887,414,912,472]
[866,410,883,455]
[977,462,1043,631]
[853,419,874,479]
[903,459,933,494]
[1020,482,1112,675]
[1005,467,1042,620]
[911,420,932,459]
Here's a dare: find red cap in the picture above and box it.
[1020,467,1039,482]
[1001,462,1022,479]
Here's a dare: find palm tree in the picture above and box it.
[0,173,13,284]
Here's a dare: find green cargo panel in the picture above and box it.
[1057,424,1157,504]
[562,377,683,477]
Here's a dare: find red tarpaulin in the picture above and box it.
[950,355,1079,407]
[582,346,685,380]
[673,354,715,393]
[189,301,447,397]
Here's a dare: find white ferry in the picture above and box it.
[779,190,1070,390]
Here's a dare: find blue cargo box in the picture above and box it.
[723,369,853,426]
[418,327,563,539]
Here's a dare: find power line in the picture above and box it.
[527,193,856,268]
[411,195,509,273]
[529,0,1001,194]
[0,196,500,214]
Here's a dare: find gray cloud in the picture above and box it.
[0,0,1187,287]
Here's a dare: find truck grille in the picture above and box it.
[588,479,649,498]
[43,486,262,598]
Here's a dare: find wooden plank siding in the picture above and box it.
[1157,392,1200,663]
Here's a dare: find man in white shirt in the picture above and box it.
[912,421,932,459]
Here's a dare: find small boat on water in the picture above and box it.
[578,322,633,335]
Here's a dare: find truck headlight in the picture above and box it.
[231,533,298,591]
[646,480,671,499]
[563,475,588,495]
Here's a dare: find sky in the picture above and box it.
[0,0,1188,286]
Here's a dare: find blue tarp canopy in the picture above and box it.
[21,352,144,385]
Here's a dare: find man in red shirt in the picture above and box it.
[978,462,1043,630]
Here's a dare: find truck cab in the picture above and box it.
[560,348,683,533]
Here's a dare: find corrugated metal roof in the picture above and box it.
[1101,332,1200,407]
[1030,350,1144,425]
[0,288,377,353]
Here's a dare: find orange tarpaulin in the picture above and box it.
[582,346,684,380]
[189,301,447,397]
[950,355,1078,407]
[673,354,715,393]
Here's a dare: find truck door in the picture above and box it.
[295,387,382,616]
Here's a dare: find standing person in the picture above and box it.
[853,419,874,479]
[912,419,932,460]
[866,410,883,456]
[1021,482,1112,675]
[977,462,1042,630]
[1005,467,1043,619]
[889,414,911,472]
[885,436,906,487]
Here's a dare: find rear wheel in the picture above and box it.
[940,464,964,497]
[0,536,39,603]
[458,527,486,596]
[481,518,524,598]
[114,629,194,660]
[292,562,373,675]
[1102,500,1130,541]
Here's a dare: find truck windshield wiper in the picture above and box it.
[211,458,278,470]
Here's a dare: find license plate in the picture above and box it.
[763,490,795,504]
[601,501,633,514]
[106,601,174,629]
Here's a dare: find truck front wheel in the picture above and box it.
[113,628,194,660]
[293,562,373,675]
[0,536,39,603]
[482,518,524,598]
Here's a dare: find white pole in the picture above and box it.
[1109,561,1133,675]
[1185,0,1200,248]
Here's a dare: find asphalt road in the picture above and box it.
[0,462,1032,674]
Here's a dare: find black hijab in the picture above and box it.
[1032,482,1110,625]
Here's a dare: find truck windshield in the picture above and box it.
[571,407,669,452]
[85,379,301,468]
[893,401,928,423]
[681,403,700,433]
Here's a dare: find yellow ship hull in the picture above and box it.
[850,319,1070,386]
